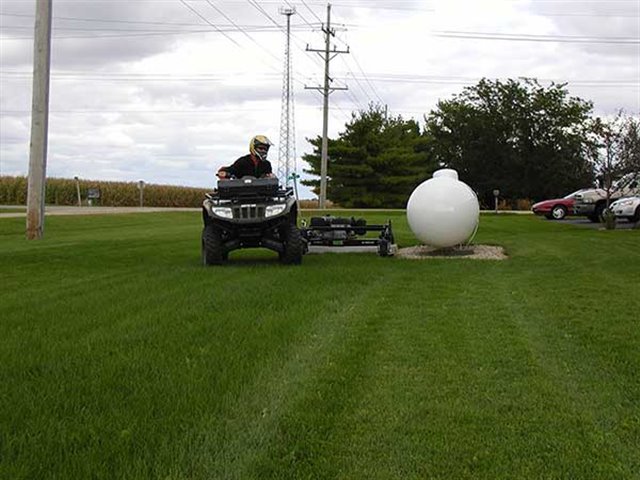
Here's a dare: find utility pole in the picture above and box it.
[26,0,53,240]
[278,7,296,188]
[305,3,348,209]
[138,180,145,208]
[74,176,81,207]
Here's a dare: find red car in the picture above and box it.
[532,190,583,220]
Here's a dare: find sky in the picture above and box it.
[1,0,639,199]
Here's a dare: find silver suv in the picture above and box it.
[573,172,640,222]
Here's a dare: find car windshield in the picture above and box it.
[563,190,583,199]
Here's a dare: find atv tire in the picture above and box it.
[202,225,225,265]
[280,224,303,265]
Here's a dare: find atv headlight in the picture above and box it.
[265,204,286,218]
[212,207,233,219]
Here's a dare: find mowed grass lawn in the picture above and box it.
[1,211,638,479]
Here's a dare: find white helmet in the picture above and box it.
[249,135,273,160]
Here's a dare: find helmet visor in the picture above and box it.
[255,144,269,158]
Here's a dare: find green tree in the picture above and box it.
[617,113,640,173]
[590,111,640,205]
[302,104,434,208]
[424,78,596,206]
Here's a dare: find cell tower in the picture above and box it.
[277,7,296,187]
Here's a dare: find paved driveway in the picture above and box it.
[562,217,638,230]
[0,206,199,218]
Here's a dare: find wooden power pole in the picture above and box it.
[305,3,348,209]
[26,0,53,240]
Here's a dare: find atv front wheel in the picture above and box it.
[202,225,225,265]
[280,224,303,265]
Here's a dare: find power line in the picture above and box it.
[243,0,327,90]
[299,0,323,24]
[434,30,640,44]
[343,50,385,105]
[246,0,283,30]
[0,12,318,28]
[344,88,366,112]
[176,0,318,92]
[0,105,330,115]
[219,3,336,122]
[0,24,313,33]
[202,0,282,65]
[287,4,378,107]
[289,4,379,110]
[177,0,242,47]
[0,10,321,28]
[283,0,315,30]
[2,70,636,87]
[337,56,377,107]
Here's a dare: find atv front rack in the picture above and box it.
[300,215,397,257]
[215,176,288,200]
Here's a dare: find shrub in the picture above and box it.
[497,198,534,211]
[298,199,337,209]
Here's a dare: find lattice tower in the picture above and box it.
[277,7,297,187]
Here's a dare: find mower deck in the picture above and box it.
[300,215,397,257]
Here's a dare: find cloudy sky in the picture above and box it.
[1,0,638,198]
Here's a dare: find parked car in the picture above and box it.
[573,172,640,222]
[531,190,584,220]
[609,196,640,223]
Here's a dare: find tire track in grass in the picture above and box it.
[238,261,497,478]
[272,260,638,479]
[179,267,395,479]
[299,264,534,479]
[498,274,639,479]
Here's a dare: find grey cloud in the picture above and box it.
[1,0,219,68]
[529,0,639,59]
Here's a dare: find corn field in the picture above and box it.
[0,176,210,208]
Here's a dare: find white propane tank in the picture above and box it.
[406,168,479,248]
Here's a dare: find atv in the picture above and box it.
[201,176,304,265]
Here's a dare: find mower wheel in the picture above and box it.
[202,225,224,265]
[378,239,391,257]
[280,224,303,265]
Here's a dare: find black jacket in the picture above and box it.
[220,154,272,178]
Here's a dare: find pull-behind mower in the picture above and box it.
[301,215,397,257]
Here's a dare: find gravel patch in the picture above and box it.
[397,244,507,260]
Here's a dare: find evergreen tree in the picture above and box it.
[302,105,434,208]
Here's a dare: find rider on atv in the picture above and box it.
[217,135,275,180]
